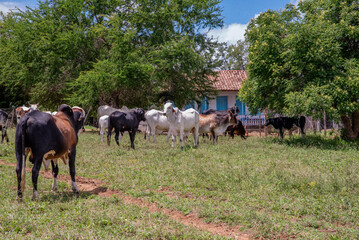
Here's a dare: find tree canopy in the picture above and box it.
[0,0,223,110]
[240,0,359,140]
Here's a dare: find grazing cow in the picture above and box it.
[226,119,247,140]
[144,109,170,143]
[15,104,85,201]
[163,103,199,149]
[0,109,9,143]
[265,116,306,139]
[199,111,237,143]
[107,109,146,149]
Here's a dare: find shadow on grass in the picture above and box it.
[40,186,108,203]
[266,135,359,151]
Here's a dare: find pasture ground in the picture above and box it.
[0,129,358,239]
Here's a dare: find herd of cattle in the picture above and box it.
[0,102,306,200]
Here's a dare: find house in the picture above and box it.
[185,70,265,127]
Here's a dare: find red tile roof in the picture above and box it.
[211,70,247,91]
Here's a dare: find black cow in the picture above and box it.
[15,104,85,201]
[107,108,146,149]
[226,119,247,139]
[265,116,306,139]
[0,109,9,143]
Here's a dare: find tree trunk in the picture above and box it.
[341,110,359,141]
[323,111,327,137]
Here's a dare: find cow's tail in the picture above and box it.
[20,116,28,193]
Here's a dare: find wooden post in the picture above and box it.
[258,111,262,137]
[264,108,268,136]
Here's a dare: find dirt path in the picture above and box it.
[0,159,252,240]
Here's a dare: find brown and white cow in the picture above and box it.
[199,111,237,143]
[15,104,85,201]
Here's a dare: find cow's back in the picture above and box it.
[181,108,199,130]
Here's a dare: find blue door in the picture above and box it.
[200,97,209,113]
[235,99,246,115]
[216,96,228,111]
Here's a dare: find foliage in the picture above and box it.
[0,0,223,110]
[218,40,248,70]
[240,0,359,140]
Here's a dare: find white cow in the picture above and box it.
[163,102,199,149]
[145,109,171,142]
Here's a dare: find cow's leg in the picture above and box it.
[211,130,216,144]
[179,127,184,149]
[166,128,171,142]
[31,155,43,201]
[107,125,113,146]
[279,128,284,139]
[171,135,176,148]
[51,160,59,191]
[100,125,104,142]
[68,147,79,194]
[194,126,199,147]
[119,132,123,142]
[114,128,120,146]
[130,129,136,149]
[15,153,24,200]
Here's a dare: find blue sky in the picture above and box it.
[0,0,298,44]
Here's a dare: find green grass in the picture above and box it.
[1,129,359,239]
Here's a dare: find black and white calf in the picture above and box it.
[0,109,9,143]
[265,116,306,139]
[107,109,146,149]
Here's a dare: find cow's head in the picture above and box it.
[72,106,86,134]
[135,108,146,122]
[265,118,274,127]
[73,111,85,134]
[15,107,30,123]
[163,102,174,116]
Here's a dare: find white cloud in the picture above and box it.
[207,23,248,45]
[0,2,24,14]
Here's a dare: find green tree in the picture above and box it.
[218,40,248,70]
[69,0,223,109]
[240,1,359,140]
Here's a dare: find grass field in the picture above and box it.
[1,129,359,239]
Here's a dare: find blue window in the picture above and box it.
[235,99,246,115]
[200,97,209,113]
[185,101,195,110]
[216,96,228,111]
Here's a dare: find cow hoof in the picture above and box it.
[71,181,80,193]
[17,196,23,203]
[32,191,39,201]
